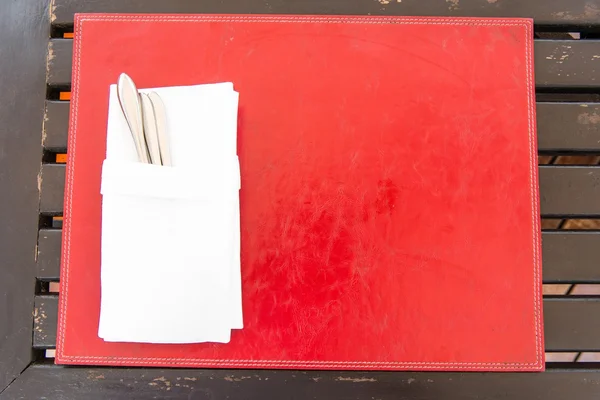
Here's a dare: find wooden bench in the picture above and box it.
[1,0,600,398]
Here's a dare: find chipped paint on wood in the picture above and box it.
[224,375,253,382]
[45,41,55,86]
[145,376,175,391]
[33,302,48,341]
[552,3,600,21]
[336,376,377,383]
[446,0,459,10]
[49,0,57,22]
[578,112,600,125]
[47,40,55,61]
[41,116,48,147]
[153,376,171,386]
[545,45,572,64]
[36,168,44,221]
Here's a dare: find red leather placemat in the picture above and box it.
[56,14,543,371]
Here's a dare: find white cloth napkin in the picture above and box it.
[98,82,242,343]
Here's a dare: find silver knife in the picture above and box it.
[140,93,162,165]
[148,92,171,166]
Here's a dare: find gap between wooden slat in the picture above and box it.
[539,155,600,166]
[546,352,600,362]
[554,156,600,165]
[543,284,600,296]
[541,218,600,230]
[48,282,59,293]
[44,282,600,295]
[545,352,578,362]
[52,216,63,229]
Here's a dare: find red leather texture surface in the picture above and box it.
[56,14,543,371]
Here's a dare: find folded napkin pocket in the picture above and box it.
[101,158,241,200]
[99,158,240,344]
[98,81,242,344]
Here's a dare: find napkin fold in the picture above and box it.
[98,82,242,343]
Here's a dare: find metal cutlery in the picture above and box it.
[147,92,171,166]
[116,73,150,164]
[116,73,170,166]
[140,93,162,165]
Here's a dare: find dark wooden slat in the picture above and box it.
[33,296,58,350]
[39,164,65,214]
[6,364,600,400]
[538,103,600,153]
[42,100,600,152]
[539,166,600,217]
[39,164,600,216]
[32,295,600,351]
[47,39,71,88]
[43,101,69,151]
[535,40,600,89]
[51,0,600,28]
[0,0,50,391]
[42,99,600,153]
[543,232,600,283]
[46,38,600,90]
[545,298,600,351]
[36,229,62,281]
[33,229,600,284]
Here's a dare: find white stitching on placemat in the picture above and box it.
[58,15,542,370]
[524,21,544,368]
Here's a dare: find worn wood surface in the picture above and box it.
[39,164,65,215]
[36,230,61,281]
[0,0,49,393]
[537,103,600,153]
[50,0,600,28]
[535,40,600,89]
[33,296,58,350]
[32,230,600,284]
[37,164,600,217]
[42,101,600,154]
[544,298,600,351]
[539,167,600,217]
[46,39,71,88]
[43,101,69,151]
[3,364,600,400]
[542,232,600,283]
[46,39,600,89]
[29,295,600,352]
